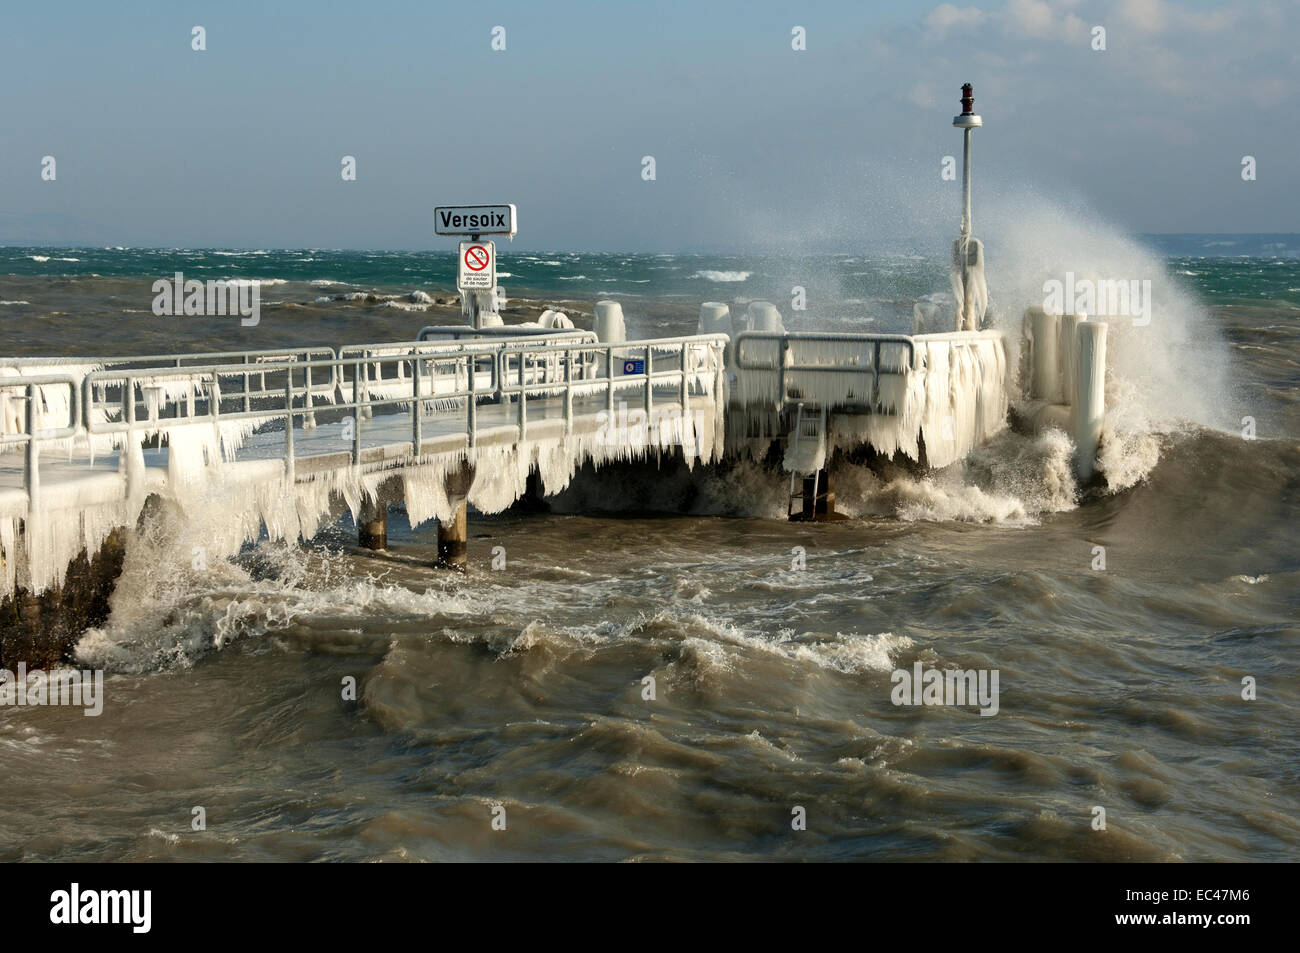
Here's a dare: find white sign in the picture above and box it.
[435,204,516,237]
[457,241,496,292]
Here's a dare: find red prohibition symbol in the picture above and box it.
[464,245,490,271]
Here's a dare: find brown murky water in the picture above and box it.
[1,264,1297,862]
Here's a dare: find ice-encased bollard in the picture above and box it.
[539,309,574,329]
[698,301,730,336]
[1027,308,1062,402]
[1058,313,1085,407]
[746,301,785,334]
[1073,320,1107,483]
[594,300,626,343]
[698,302,731,364]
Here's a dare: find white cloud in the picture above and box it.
[906,83,937,108]
[1185,8,1237,33]
[1120,0,1168,34]
[925,4,987,33]
[1004,0,1056,36]
[924,0,1090,44]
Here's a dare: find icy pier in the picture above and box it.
[0,301,1022,663]
[0,332,726,617]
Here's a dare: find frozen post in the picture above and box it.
[1058,313,1085,405]
[594,300,627,343]
[697,302,730,336]
[745,301,785,334]
[1027,307,1062,402]
[1073,320,1107,483]
[698,302,731,364]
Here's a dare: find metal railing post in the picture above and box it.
[714,342,724,403]
[606,344,615,418]
[284,376,295,484]
[564,345,573,435]
[123,375,141,499]
[351,364,362,467]
[778,339,789,408]
[24,384,39,514]
[872,341,881,406]
[517,349,527,440]
[680,343,689,412]
[360,356,373,420]
[468,355,478,448]
[304,363,317,430]
[412,355,423,456]
[643,346,653,416]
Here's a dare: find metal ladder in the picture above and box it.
[787,402,828,520]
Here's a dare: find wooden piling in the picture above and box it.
[435,464,474,571]
[357,497,388,550]
[437,502,468,571]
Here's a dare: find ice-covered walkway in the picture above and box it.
[0,323,1012,598]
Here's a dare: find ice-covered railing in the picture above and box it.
[70,333,727,479]
[82,345,503,480]
[496,334,728,441]
[0,373,81,512]
[417,324,593,343]
[0,347,340,444]
[734,331,916,412]
[2,343,505,598]
[0,363,93,447]
[732,329,1009,468]
[340,332,598,408]
[1,333,732,600]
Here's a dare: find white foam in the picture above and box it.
[693,270,752,282]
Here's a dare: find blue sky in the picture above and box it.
[0,0,1294,251]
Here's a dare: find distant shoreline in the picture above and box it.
[0,233,1298,258]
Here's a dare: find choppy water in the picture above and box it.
[1,244,1297,861]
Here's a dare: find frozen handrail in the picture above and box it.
[83,349,499,428]
[495,335,728,440]
[735,331,917,369]
[416,325,596,343]
[1,346,339,387]
[0,373,81,515]
[0,374,81,446]
[734,331,917,410]
[733,330,1006,412]
[82,347,503,481]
